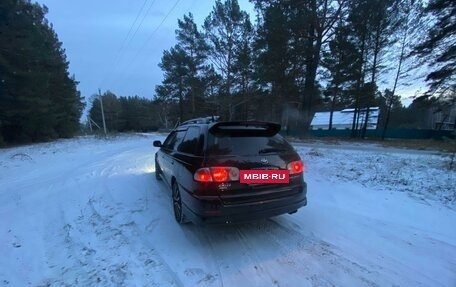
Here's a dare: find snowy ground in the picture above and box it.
[0,134,455,287]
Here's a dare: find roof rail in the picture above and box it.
[180,116,220,126]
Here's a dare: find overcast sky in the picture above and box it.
[34,0,255,103]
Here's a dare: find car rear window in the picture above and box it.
[206,134,293,156]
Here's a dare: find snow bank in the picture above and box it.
[295,143,455,205]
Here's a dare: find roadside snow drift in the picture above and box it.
[0,134,455,287]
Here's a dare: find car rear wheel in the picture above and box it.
[172,182,189,224]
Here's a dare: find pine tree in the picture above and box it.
[321,23,361,130]
[345,0,398,137]
[203,0,253,119]
[156,46,190,121]
[0,0,84,143]
[381,0,425,139]
[253,0,345,126]
[412,0,455,96]
[175,13,209,115]
[254,1,297,122]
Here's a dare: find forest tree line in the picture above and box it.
[0,0,85,145]
[90,0,454,135]
[94,0,456,136]
[1,0,454,145]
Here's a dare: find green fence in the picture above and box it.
[282,128,455,140]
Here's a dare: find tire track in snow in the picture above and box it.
[30,147,131,286]
[83,146,185,287]
[86,197,182,286]
[189,226,227,287]
[193,218,382,287]
[262,217,433,287]
[90,189,186,287]
[137,181,222,287]
[263,218,381,287]
[81,147,182,287]
[49,191,179,286]
[37,145,180,286]
[190,223,286,287]
[233,225,280,286]
[131,176,226,287]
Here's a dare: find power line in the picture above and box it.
[99,0,157,90]
[137,0,182,56]
[116,0,149,60]
[112,0,182,90]
[127,0,158,52]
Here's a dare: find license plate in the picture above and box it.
[240,170,289,184]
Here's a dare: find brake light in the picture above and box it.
[195,168,212,182]
[211,167,229,182]
[287,160,304,174]
[194,167,240,182]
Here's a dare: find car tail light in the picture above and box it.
[211,167,228,182]
[194,167,240,182]
[195,168,212,182]
[287,160,304,174]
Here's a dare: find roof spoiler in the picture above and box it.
[209,121,281,136]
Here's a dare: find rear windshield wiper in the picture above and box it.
[258,148,287,154]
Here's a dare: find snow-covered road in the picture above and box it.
[1,134,455,287]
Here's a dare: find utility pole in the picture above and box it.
[99,89,107,137]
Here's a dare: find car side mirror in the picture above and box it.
[153,140,162,147]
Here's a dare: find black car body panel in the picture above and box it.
[154,118,307,224]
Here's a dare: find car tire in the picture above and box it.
[155,159,162,181]
[172,182,189,224]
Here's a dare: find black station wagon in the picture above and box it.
[153,117,307,224]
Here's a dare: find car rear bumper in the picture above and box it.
[182,182,307,225]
